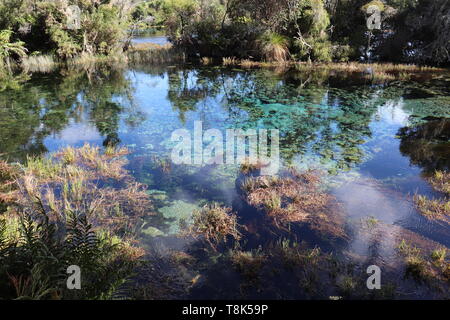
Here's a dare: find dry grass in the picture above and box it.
[240,59,263,68]
[414,195,450,219]
[21,55,57,73]
[428,171,450,195]
[1,144,154,234]
[239,161,267,175]
[66,53,128,70]
[241,169,347,239]
[182,203,241,250]
[414,171,450,221]
[200,57,213,65]
[0,161,18,206]
[222,57,238,66]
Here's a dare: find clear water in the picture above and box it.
[1,63,449,297]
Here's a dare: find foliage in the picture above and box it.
[258,32,290,63]
[0,0,133,61]
[0,145,152,299]
[241,168,347,239]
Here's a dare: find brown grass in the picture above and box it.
[414,171,450,221]
[21,55,57,73]
[427,171,450,195]
[1,144,154,234]
[182,203,241,250]
[0,161,18,206]
[241,169,347,239]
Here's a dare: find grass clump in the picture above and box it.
[182,203,241,250]
[6,143,153,234]
[414,195,450,219]
[414,170,450,221]
[21,55,57,73]
[230,249,267,285]
[241,169,347,239]
[222,57,238,66]
[396,240,449,285]
[258,32,290,63]
[428,171,450,195]
[0,161,18,210]
[431,248,447,263]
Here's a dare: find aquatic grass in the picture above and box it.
[397,240,428,282]
[182,203,241,250]
[66,53,128,69]
[428,171,450,195]
[229,249,266,284]
[263,192,282,213]
[0,161,18,206]
[365,216,379,228]
[241,169,347,239]
[240,59,262,68]
[239,161,267,175]
[431,248,447,263]
[3,144,154,234]
[414,195,450,220]
[200,57,213,65]
[395,240,448,284]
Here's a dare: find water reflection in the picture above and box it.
[0,64,449,268]
[398,118,450,173]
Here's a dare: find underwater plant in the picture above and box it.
[240,168,347,240]
[181,203,241,250]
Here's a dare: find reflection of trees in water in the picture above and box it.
[163,66,417,171]
[0,66,146,161]
[398,118,450,173]
[167,67,222,123]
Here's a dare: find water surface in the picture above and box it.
[1,63,449,297]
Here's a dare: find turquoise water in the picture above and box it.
[1,63,449,297]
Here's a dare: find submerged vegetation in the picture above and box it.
[181,203,241,250]
[414,171,450,221]
[240,168,347,240]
